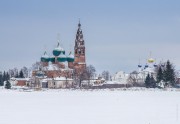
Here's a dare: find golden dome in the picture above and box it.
[148,58,155,63]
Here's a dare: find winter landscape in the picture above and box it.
[1,0,180,124]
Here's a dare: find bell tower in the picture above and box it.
[74,21,86,73]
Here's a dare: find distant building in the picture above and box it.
[112,55,159,85]
[112,71,129,84]
[10,77,30,86]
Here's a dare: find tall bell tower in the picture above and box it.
[74,21,86,73]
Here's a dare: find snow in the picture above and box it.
[67,53,74,58]
[54,45,64,51]
[0,89,180,124]
[59,52,66,58]
[43,63,59,71]
[78,62,86,64]
[54,77,73,81]
[41,52,49,59]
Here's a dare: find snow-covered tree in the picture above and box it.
[19,70,24,78]
[150,75,156,88]
[0,72,3,86]
[21,66,29,78]
[86,65,96,79]
[156,66,163,83]
[145,73,151,88]
[8,68,18,78]
[163,60,176,86]
[5,80,11,89]
[74,65,96,88]
[32,62,43,71]
[145,74,156,88]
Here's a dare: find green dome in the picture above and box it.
[53,42,65,56]
[57,52,67,62]
[49,56,55,63]
[67,52,74,62]
[41,51,50,62]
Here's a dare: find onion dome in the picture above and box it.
[148,58,155,63]
[53,42,65,56]
[57,52,67,62]
[144,64,149,69]
[49,56,55,63]
[41,51,50,62]
[154,64,158,67]
[67,51,74,62]
[138,65,142,68]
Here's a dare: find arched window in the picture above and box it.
[78,49,81,54]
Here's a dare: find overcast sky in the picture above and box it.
[0,0,180,74]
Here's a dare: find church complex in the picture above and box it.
[31,22,87,88]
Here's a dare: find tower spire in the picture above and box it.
[78,18,81,28]
[74,21,86,72]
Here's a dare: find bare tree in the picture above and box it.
[8,68,18,78]
[21,66,29,78]
[127,71,139,86]
[85,65,96,86]
[32,62,43,71]
[73,65,96,88]
[101,71,110,81]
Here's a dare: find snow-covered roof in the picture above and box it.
[54,46,64,51]
[41,52,49,59]
[59,52,66,58]
[10,78,30,81]
[43,64,59,71]
[67,52,74,58]
[101,78,105,81]
[78,62,86,64]
[42,79,48,82]
[54,77,73,81]
[54,42,65,51]
[143,67,155,73]
[105,81,126,84]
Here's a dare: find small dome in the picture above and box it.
[53,42,65,56]
[148,58,155,63]
[49,56,55,63]
[67,52,74,62]
[154,64,158,67]
[41,51,50,62]
[57,52,67,62]
[145,64,149,68]
[138,65,142,68]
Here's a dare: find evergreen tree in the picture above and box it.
[150,75,156,88]
[19,70,24,78]
[0,72,3,86]
[145,73,151,88]
[3,71,6,82]
[6,72,10,80]
[15,71,19,78]
[5,80,11,89]
[163,60,175,86]
[156,67,163,83]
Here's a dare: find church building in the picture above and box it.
[32,22,86,82]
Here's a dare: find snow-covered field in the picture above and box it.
[0,89,180,124]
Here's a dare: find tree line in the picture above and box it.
[0,67,28,89]
[145,60,176,88]
[0,71,11,89]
